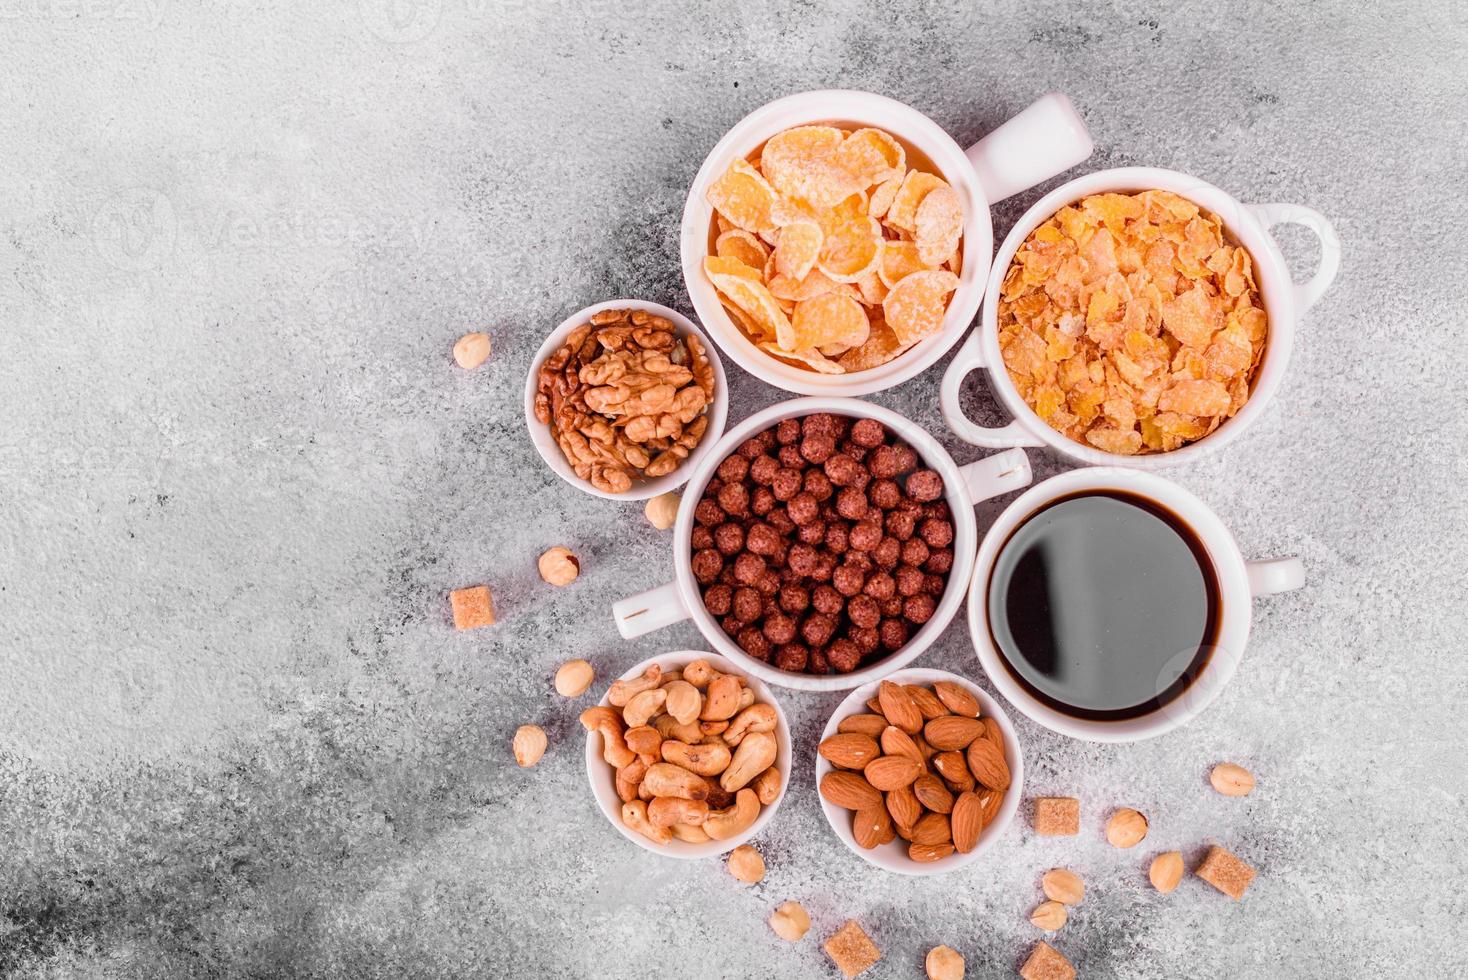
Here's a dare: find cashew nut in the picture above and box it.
[752,766,782,806]
[579,706,634,768]
[643,762,709,801]
[623,688,667,728]
[652,713,703,743]
[648,796,709,828]
[621,799,672,844]
[609,664,662,707]
[701,674,741,721]
[724,703,778,746]
[624,725,662,756]
[703,788,760,841]
[661,740,732,777]
[720,730,778,793]
[671,822,710,843]
[615,757,647,804]
[682,659,720,688]
[736,686,755,711]
[637,780,654,801]
[699,719,730,736]
[663,679,702,725]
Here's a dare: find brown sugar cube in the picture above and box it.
[823,920,881,978]
[1019,941,1076,980]
[1032,797,1080,836]
[449,585,496,630]
[1195,845,1257,900]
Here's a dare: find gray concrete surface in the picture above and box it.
[1,0,1464,976]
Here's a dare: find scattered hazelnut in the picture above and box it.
[1041,868,1085,905]
[512,724,547,767]
[554,659,594,698]
[768,901,810,942]
[1209,762,1256,797]
[925,945,965,980]
[726,844,765,884]
[1029,900,1067,931]
[1149,851,1184,893]
[538,546,580,586]
[645,491,680,530]
[1106,808,1149,848]
[452,331,492,369]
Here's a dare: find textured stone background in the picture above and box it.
[2,0,1464,977]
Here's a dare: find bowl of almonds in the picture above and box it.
[525,299,729,499]
[583,651,792,859]
[815,668,1023,875]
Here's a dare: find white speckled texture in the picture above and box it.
[1,1,1464,976]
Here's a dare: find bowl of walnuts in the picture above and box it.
[525,299,729,500]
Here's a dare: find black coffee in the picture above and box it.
[987,490,1220,721]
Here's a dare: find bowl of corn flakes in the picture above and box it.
[940,167,1340,466]
[681,90,1093,396]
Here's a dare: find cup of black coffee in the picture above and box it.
[965,468,1303,741]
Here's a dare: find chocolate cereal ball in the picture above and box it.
[692,549,723,584]
[849,417,886,448]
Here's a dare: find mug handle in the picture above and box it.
[965,92,1095,205]
[613,580,690,639]
[1247,203,1341,313]
[1245,557,1306,597]
[940,328,1046,448]
[957,448,1033,502]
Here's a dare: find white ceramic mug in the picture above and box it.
[966,466,1305,742]
[681,90,1094,396]
[612,397,1033,692]
[940,166,1341,466]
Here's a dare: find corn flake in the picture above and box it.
[716,229,770,271]
[706,159,778,239]
[883,269,958,346]
[914,185,963,267]
[774,221,823,281]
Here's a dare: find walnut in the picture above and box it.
[535,309,714,493]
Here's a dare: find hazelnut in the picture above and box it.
[512,724,547,767]
[538,546,580,586]
[1106,808,1149,848]
[768,901,811,942]
[644,491,680,530]
[554,659,594,697]
[925,945,965,980]
[1029,900,1067,931]
[726,844,765,884]
[452,331,492,369]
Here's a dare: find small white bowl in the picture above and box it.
[524,299,730,500]
[585,650,793,859]
[815,668,1024,876]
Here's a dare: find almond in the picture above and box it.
[912,774,954,814]
[852,803,893,850]
[865,696,885,716]
[932,751,976,791]
[877,680,923,734]
[864,754,923,791]
[1106,808,1148,848]
[820,770,882,810]
[1041,868,1084,905]
[837,713,889,738]
[965,737,1010,791]
[885,784,923,834]
[923,715,985,751]
[950,791,983,852]
[1210,762,1256,797]
[912,732,937,763]
[1149,851,1184,893]
[1030,900,1067,931]
[980,716,1003,745]
[880,725,924,765]
[904,683,949,720]
[933,680,980,717]
[910,811,952,846]
[908,842,955,863]
[977,788,1003,824]
[818,733,881,770]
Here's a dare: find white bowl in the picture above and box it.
[940,167,1341,466]
[524,299,729,500]
[584,650,793,859]
[681,89,1092,396]
[610,397,1032,692]
[815,668,1024,875]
